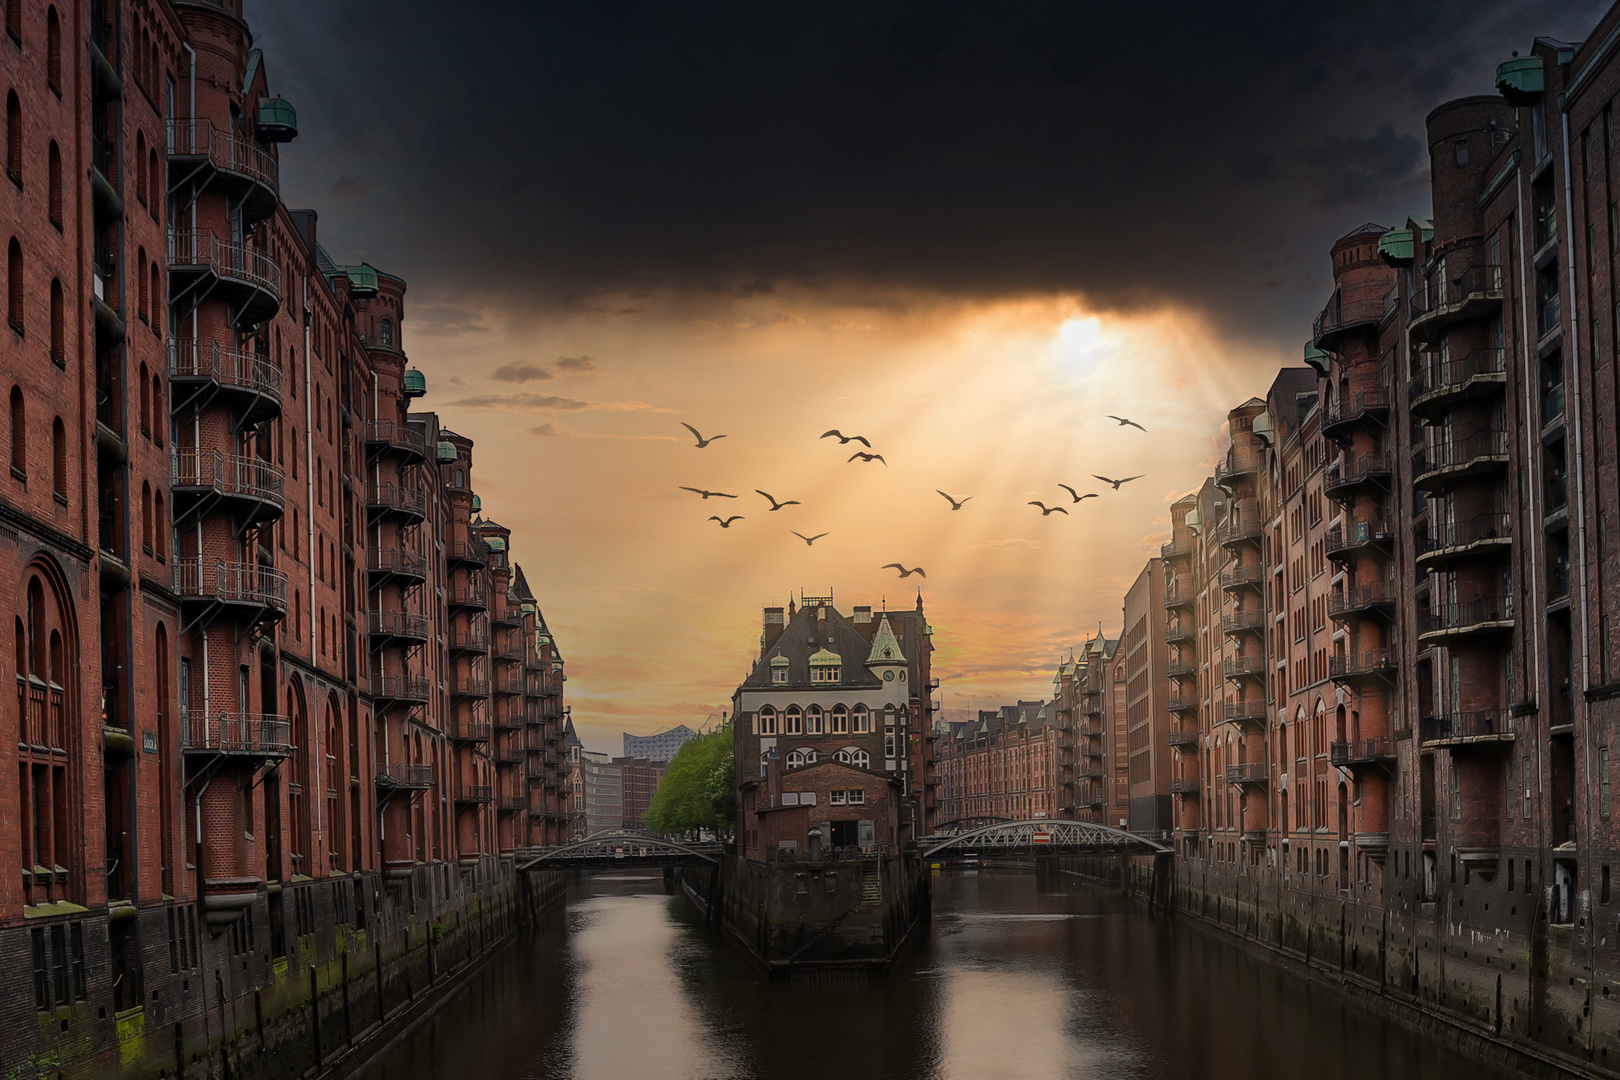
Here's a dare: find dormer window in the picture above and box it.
[811,664,840,683]
[808,647,841,683]
[770,654,789,684]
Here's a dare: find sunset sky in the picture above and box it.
[254,1,1602,754]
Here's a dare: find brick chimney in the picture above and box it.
[763,607,786,654]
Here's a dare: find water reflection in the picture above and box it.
[358,869,1517,1080]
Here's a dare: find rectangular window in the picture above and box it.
[829,790,847,805]
[781,792,799,806]
[1524,759,1533,819]
[1506,760,1516,819]
[50,926,67,1006]
[1604,865,1612,904]
[799,791,816,806]
[1602,747,1611,818]
[69,923,84,1001]
[30,929,46,1010]
[848,789,865,805]
[1448,762,1461,821]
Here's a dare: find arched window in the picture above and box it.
[50,416,63,497]
[5,91,19,182]
[151,372,163,444]
[806,704,823,735]
[784,705,802,736]
[757,705,776,736]
[152,491,164,557]
[140,481,152,551]
[786,748,817,770]
[137,246,148,321]
[759,751,771,777]
[9,385,23,476]
[135,131,146,204]
[149,262,160,332]
[47,141,60,225]
[883,703,896,727]
[147,149,160,219]
[46,8,60,90]
[138,361,150,432]
[852,704,869,734]
[19,566,79,904]
[835,746,870,769]
[8,238,22,330]
[378,317,393,347]
[831,704,849,734]
[48,279,61,365]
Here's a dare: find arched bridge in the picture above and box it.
[518,831,722,871]
[920,819,1170,859]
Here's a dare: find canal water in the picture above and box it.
[357,870,1516,1080]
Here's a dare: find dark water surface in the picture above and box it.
[357,870,1517,1080]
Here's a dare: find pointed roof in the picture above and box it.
[866,615,907,664]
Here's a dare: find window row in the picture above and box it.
[9,386,68,498]
[771,746,871,771]
[756,702,896,736]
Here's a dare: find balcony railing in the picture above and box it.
[376,763,434,789]
[1327,582,1396,619]
[1160,537,1192,560]
[1410,348,1507,414]
[1413,430,1509,487]
[1220,563,1264,590]
[454,785,493,804]
[1164,575,1196,607]
[1323,451,1391,493]
[1169,776,1200,795]
[1164,621,1195,644]
[1410,265,1503,340]
[448,586,489,610]
[446,539,491,567]
[1165,659,1196,679]
[1329,737,1396,767]
[448,626,489,653]
[1166,695,1197,713]
[1329,649,1397,681]
[1218,513,1262,546]
[1225,761,1268,785]
[1322,389,1392,434]
[1420,595,1514,637]
[1416,513,1511,562]
[1420,709,1511,744]
[450,677,490,699]
[372,675,430,704]
[173,558,288,615]
[167,230,282,302]
[1222,655,1266,679]
[1220,609,1266,635]
[1222,699,1267,725]
[179,710,290,755]
[171,449,284,513]
[367,547,428,580]
[1313,292,1387,348]
[364,419,429,462]
[1214,450,1264,488]
[365,481,428,519]
[165,118,278,195]
[450,719,492,742]
[367,609,431,642]
[1167,728,1200,749]
[1325,517,1394,558]
[169,340,283,415]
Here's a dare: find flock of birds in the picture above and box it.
[675,417,1148,581]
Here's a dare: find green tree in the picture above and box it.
[644,727,735,836]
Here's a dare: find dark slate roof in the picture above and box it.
[741,604,884,690]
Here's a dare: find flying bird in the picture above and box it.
[881,564,926,579]
[1107,415,1148,432]
[678,487,737,500]
[681,422,727,448]
[1093,474,1144,490]
[849,452,887,465]
[1028,501,1069,516]
[756,490,801,511]
[1057,484,1099,503]
[708,515,744,528]
[820,430,871,447]
[936,490,973,510]
[792,531,829,546]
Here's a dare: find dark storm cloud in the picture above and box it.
[253,0,1606,341]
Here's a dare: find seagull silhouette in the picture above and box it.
[1092,474,1144,490]
[1057,484,1099,503]
[881,563,926,579]
[708,515,744,528]
[678,487,737,500]
[681,422,727,448]
[792,531,829,546]
[820,430,871,447]
[1028,501,1069,516]
[1107,415,1148,432]
[849,452,887,465]
[936,490,973,510]
[756,490,801,511]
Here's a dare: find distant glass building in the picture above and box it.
[623,724,702,763]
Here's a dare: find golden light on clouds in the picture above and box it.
[406,290,1287,753]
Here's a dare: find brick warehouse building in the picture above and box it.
[932,701,1057,826]
[0,0,571,1075]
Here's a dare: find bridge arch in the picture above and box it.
[518,830,721,870]
[921,819,1170,859]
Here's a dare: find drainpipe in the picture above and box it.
[303,273,319,835]
[1559,99,1596,905]
[1514,161,1547,851]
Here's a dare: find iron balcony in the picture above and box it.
[1420,709,1513,748]
[1328,582,1397,622]
[450,719,492,742]
[165,118,279,224]
[448,585,489,611]
[179,710,290,757]
[445,539,490,567]
[1080,691,1102,716]
[376,763,434,790]
[1164,575,1196,609]
[1220,563,1265,591]
[450,677,490,699]
[1322,451,1392,496]
[1418,595,1514,645]
[170,449,284,526]
[1325,517,1395,561]
[1218,512,1263,547]
[1169,776,1200,796]
[1160,537,1193,560]
[1222,699,1267,726]
[169,340,282,423]
[1409,348,1508,419]
[1412,430,1510,492]
[498,795,528,813]
[1167,728,1200,751]
[167,230,282,327]
[1329,737,1397,768]
[367,547,428,585]
[365,481,428,522]
[1321,389,1392,441]
[1329,648,1397,683]
[1222,655,1267,681]
[1415,513,1512,568]
[1220,609,1266,636]
[454,785,493,805]
[1409,264,1503,346]
[1166,658,1196,679]
[1164,620,1195,645]
[448,625,489,653]
[491,638,525,661]
[173,558,288,623]
[371,675,431,706]
[1166,695,1198,713]
[1214,450,1263,489]
[1313,292,1386,351]
[368,610,431,645]
[364,419,429,464]
[1225,761,1268,786]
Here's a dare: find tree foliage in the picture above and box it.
[643,727,735,835]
